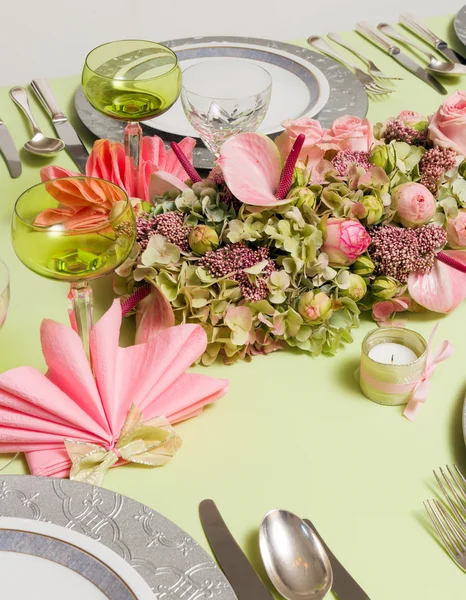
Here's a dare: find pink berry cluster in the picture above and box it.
[369,225,447,283]
[332,150,372,178]
[383,119,427,146]
[199,243,275,302]
[419,147,457,195]
[136,212,191,252]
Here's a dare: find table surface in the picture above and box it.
[1,14,465,599]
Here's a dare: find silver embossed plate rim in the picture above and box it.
[0,475,238,600]
[74,35,368,169]
[454,6,466,48]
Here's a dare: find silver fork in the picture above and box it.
[327,31,402,81]
[424,499,466,571]
[433,465,466,526]
[307,36,394,96]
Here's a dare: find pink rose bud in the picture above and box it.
[328,116,374,153]
[446,209,466,249]
[392,182,436,227]
[322,218,372,266]
[428,91,466,156]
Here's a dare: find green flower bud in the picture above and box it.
[192,181,214,196]
[372,275,398,300]
[286,186,316,211]
[459,159,466,179]
[370,145,390,170]
[298,291,333,324]
[340,273,367,301]
[352,254,375,276]
[292,162,310,187]
[360,194,384,225]
[199,187,218,202]
[188,225,219,255]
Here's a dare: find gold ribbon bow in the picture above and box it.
[64,405,183,486]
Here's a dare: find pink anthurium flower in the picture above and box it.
[218,133,286,206]
[408,250,466,313]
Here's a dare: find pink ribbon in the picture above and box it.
[403,324,454,422]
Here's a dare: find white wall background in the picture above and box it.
[0,0,462,86]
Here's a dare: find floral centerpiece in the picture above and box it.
[42,92,466,365]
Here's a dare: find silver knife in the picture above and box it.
[30,78,88,173]
[357,22,447,95]
[199,499,273,600]
[304,519,371,600]
[0,118,21,178]
[400,13,466,65]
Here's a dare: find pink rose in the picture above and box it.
[392,182,436,227]
[328,116,374,152]
[322,218,371,266]
[397,110,426,128]
[446,210,466,248]
[275,118,332,168]
[428,91,466,156]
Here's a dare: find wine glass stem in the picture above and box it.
[68,281,93,360]
[124,121,142,168]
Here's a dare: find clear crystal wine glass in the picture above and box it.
[181,59,272,156]
[11,177,136,359]
[0,260,9,329]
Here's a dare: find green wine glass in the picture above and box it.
[82,40,181,168]
[11,177,136,358]
[0,260,9,329]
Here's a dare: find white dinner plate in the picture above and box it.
[0,518,153,599]
[152,41,330,138]
[0,476,237,600]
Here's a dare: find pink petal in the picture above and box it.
[135,286,175,345]
[218,133,284,206]
[408,252,466,313]
[149,169,189,197]
[140,136,167,168]
[372,301,397,322]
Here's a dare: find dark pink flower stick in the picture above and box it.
[170,142,202,183]
[276,133,305,200]
[121,284,151,316]
[437,251,466,275]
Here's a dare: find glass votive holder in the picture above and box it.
[360,328,428,406]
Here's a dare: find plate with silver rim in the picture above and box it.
[454,6,466,47]
[75,35,368,169]
[0,475,237,600]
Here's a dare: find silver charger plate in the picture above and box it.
[455,6,466,47]
[0,475,237,599]
[75,36,368,169]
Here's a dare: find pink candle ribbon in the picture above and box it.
[403,324,454,422]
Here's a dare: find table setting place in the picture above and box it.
[2,5,466,600]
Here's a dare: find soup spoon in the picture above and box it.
[259,509,333,600]
[378,24,466,76]
[9,87,65,156]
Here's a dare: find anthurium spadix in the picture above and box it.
[218,132,305,207]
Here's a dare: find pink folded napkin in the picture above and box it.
[0,300,228,479]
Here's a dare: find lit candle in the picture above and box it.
[360,328,427,406]
[368,342,417,365]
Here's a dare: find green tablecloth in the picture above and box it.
[1,14,465,599]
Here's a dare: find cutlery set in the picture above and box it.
[199,499,371,599]
[0,79,88,178]
[309,13,466,97]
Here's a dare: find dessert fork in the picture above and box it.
[424,499,466,571]
[433,465,466,525]
[327,31,402,81]
[307,36,394,96]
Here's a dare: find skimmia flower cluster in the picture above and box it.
[111,93,466,364]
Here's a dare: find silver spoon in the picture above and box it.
[259,509,333,600]
[378,23,466,76]
[9,86,65,156]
